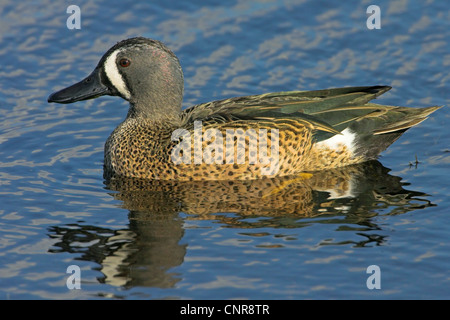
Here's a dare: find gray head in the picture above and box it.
[48,37,184,121]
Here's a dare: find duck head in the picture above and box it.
[48,37,184,120]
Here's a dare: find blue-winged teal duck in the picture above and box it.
[48,37,441,181]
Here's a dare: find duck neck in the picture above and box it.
[127,99,182,125]
[126,78,184,125]
[126,52,184,125]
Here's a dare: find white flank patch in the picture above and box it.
[103,49,131,100]
[316,127,356,153]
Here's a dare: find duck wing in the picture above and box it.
[181,86,390,135]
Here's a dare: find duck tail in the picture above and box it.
[350,104,442,159]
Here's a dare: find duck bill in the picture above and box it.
[48,67,113,104]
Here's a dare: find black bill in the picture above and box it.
[48,67,114,104]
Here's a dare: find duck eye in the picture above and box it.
[119,58,130,67]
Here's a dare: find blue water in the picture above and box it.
[0,0,449,300]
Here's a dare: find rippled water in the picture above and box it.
[0,0,449,299]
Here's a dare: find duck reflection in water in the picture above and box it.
[48,160,434,289]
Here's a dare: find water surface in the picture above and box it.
[0,0,449,299]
